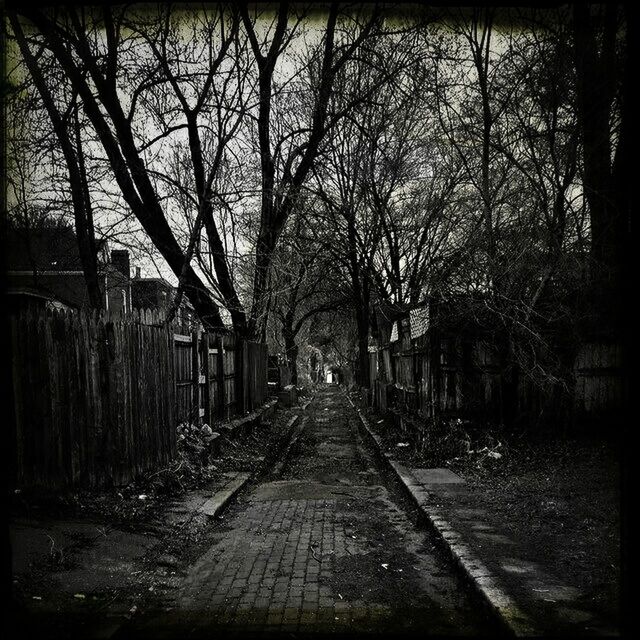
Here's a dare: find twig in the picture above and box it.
[46,534,64,564]
[172,461,185,475]
[310,544,321,563]
[330,491,357,499]
[94,526,109,539]
[97,591,120,611]
[148,460,184,478]
[148,467,170,478]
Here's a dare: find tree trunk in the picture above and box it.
[10,15,103,310]
[250,226,276,339]
[356,315,371,389]
[355,277,371,389]
[202,211,247,334]
[344,212,371,388]
[282,324,299,386]
[72,103,103,310]
[470,9,496,286]
[573,4,626,332]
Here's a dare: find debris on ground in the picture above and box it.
[354,391,621,626]
[11,404,302,636]
[10,408,295,529]
[156,554,179,568]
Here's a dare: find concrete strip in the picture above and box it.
[352,398,620,636]
[201,410,304,518]
[412,468,466,484]
[272,415,306,477]
[199,472,251,518]
[344,392,538,637]
[220,399,278,436]
[285,415,300,431]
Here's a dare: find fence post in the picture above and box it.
[167,322,177,458]
[236,338,245,415]
[202,333,211,426]
[262,344,267,404]
[192,328,201,426]
[217,335,225,420]
[244,340,250,413]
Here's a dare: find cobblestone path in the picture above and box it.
[122,387,497,637]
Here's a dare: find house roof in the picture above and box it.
[132,276,175,291]
[374,292,502,344]
[6,225,107,272]
[374,300,411,326]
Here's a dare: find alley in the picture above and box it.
[119,387,497,637]
[9,6,626,636]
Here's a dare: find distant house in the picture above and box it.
[6,223,200,330]
[130,272,172,311]
[370,295,505,421]
[6,225,131,314]
[130,268,198,328]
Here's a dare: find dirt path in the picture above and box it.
[118,387,499,637]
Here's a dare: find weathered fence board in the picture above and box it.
[574,341,625,415]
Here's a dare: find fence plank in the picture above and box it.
[217,335,225,419]
[191,329,201,426]
[201,333,210,425]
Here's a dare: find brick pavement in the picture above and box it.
[124,388,497,637]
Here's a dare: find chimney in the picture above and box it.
[111,249,130,279]
[135,266,141,279]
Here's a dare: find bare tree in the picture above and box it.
[308,102,378,387]
[125,5,252,330]
[269,204,348,383]
[572,4,629,331]
[358,45,467,306]
[307,21,465,386]
[238,2,387,339]
[7,5,235,327]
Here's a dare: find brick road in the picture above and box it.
[123,387,497,637]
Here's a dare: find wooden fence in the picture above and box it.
[369,319,625,433]
[9,307,269,489]
[171,329,268,424]
[573,340,626,426]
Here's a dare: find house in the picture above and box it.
[6,225,131,314]
[130,268,198,328]
[5,223,198,325]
